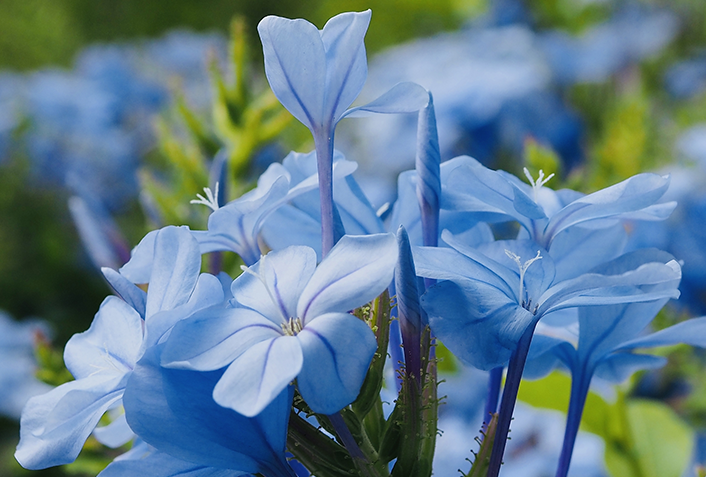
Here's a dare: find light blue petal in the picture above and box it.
[119,229,158,284]
[544,173,671,244]
[100,449,247,477]
[234,246,318,323]
[145,273,226,348]
[413,244,514,299]
[258,16,326,130]
[618,316,706,350]
[335,175,385,235]
[320,10,371,123]
[342,82,429,118]
[511,183,547,220]
[161,307,281,371]
[260,204,322,256]
[93,412,133,449]
[594,353,667,383]
[576,301,670,370]
[538,258,681,315]
[296,313,377,414]
[15,374,125,469]
[298,233,396,321]
[124,346,294,475]
[145,226,202,318]
[423,279,531,370]
[64,296,143,380]
[101,267,147,318]
[549,223,627,282]
[214,337,302,417]
[524,335,574,380]
[443,158,533,227]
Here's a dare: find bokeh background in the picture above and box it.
[4,0,706,476]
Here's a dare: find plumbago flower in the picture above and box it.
[521,252,704,477]
[15,226,225,469]
[415,232,682,372]
[190,150,358,265]
[162,233,397,417]
[258,10,428,255]
[443,157,676,279]
[415,230,681,476]
[260,149,385,258]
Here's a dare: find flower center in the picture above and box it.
[281,317,303,336]
[504,249,543,314]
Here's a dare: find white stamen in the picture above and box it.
[505,249,543,311]
[190,182,220,211]
[281,317,303,336]
[523,168,555,201]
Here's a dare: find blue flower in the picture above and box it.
[443,159,675,277]
[15,226,223,469]
[260,150,384,259]
[118,345,296,477]
[0,312,51,420]
[258,10,427,255]
[415,232,682,371]
[161,233,396,416]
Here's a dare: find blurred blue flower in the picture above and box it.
[665,57,706,99]
[2,30,225,210]
[539,6,678,85]
[338,23,582,201]
[0,312,51,420]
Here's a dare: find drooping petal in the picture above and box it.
[618,316,706,350]
[296,313,377,414]
[258,15,326,131]
[593,353,667,383]
[63,296,143,380]
[297,233,396,321]
[15,374,126,469]
[161,307,281,371]
[213,337,303,417]
[342,82,429,118]
[124,346,294,476]
[233,246,318,323]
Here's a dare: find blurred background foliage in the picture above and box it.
[5,0,706,476]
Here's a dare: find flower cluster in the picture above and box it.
[13,9,706,477]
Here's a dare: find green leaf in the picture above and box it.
[605,399,694,477]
